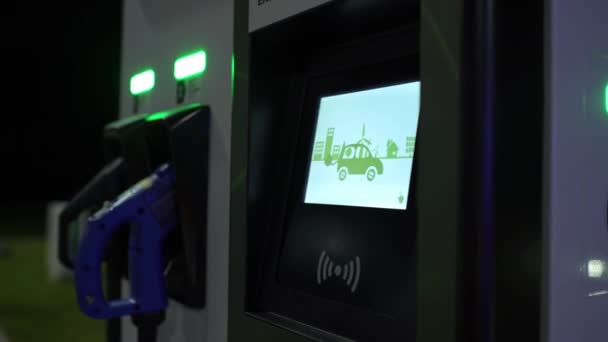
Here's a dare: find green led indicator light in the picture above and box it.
[130,69,155,96]
[174,50,207,81]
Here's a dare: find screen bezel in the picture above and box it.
[253,29,420,341]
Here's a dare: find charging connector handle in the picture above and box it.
[74,164,177,319]
[58,157,126,268]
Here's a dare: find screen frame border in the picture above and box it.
[252,28,421,341]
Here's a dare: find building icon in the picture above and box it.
[324,128,335,162]
[313,141,325,161]
[331,145,342,160]
[405,136,416,158]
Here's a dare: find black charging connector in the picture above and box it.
[132,311,166,342]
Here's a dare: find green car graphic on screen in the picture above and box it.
[336,143,384,181]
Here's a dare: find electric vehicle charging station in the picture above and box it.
[52,0,234,340]
[228,0,607,342]
[116,1,234,341]
[57,0,606,341]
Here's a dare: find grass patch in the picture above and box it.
[0,237,104,342]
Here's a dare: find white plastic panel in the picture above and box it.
[546,0,608,341]
[119,0,234,341]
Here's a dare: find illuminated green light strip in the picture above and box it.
[231,54,235,97]
[604,82,607,114]
[146,103,202,122]
[130,69,155,95]
[146,112,171,122]
[174,50,207,80]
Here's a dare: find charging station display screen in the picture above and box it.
[304,82,420,210]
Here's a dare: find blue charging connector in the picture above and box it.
[74,163,177,320]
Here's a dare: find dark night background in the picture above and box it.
[2,1,123,208]
[0,3,123,341]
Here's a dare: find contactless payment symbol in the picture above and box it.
[316,250,361,293]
